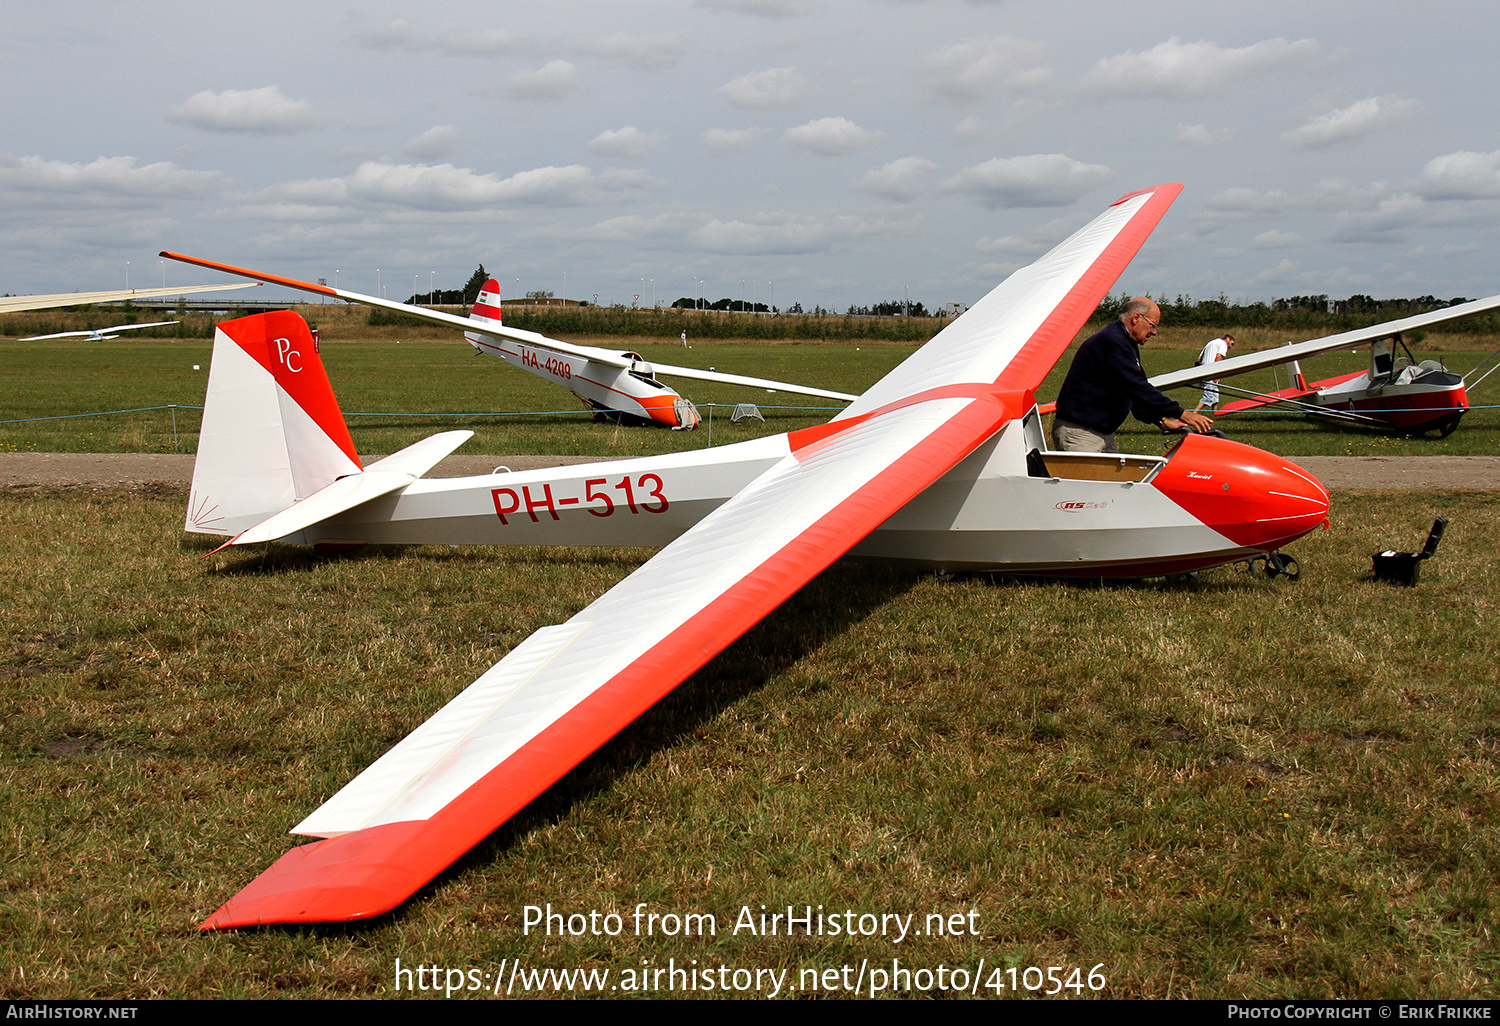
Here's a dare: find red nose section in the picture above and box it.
[1154,434,1329,551]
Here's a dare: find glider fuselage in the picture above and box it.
[272,409,1328,577]
[1219,366,1469,435]
[464,329,693,428]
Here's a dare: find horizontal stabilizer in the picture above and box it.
[221,430,472,548]
[361,430,474,478]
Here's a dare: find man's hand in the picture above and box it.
[1181,410,1215,432]
[1161,411,1216,433]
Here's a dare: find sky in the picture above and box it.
[3,0,1499,313]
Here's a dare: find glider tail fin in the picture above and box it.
[463,279,504,351]
[187,311,362,536]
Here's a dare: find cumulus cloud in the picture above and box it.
[0,153,228,205]
[974,234,1049,258]
[719,67,812,109]
[1331,193,1427,243]
[574,212,703,246]
[1204,187,1295,217]
[703,127,769,155]
[695,0,813,16]
[914,36,1050,103]
[352,18,519,56]
[943,154,1112,208]
[1252,258,1302,285]
[587,126,663,158]
[577,32,687,70]
[952,116,990,144]
[689,213,858,254]
[853,157,936,202]
[1284,96,1420,149]
[404,125,462,161]
[782,117,883,156]
[507,60,582,100]
[1177,123,1232,147]
[1082,37,1320,100]
[1419,150,1500,199]
[578,208,867,255]
[1251,229,1302,248]
[167,86,317,134]
[252,161,660,214]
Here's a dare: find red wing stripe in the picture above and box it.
[1000,185,1181,390]
[160,251,338,298]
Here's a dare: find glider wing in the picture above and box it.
[0,282,254,315]
[1150,294,1500,391]
[161,252,855,402]
[199,183,1185,929]
[19,320,179,341]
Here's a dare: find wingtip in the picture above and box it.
[196,816,483,930]
[198,820,456,930]
[1112,182,1184,206]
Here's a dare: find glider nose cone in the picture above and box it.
[1154,434,1329,551]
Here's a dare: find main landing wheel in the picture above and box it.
[1235,552,1301,580]
[1264,552,1300,580]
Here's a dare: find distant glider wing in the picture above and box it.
[160,251,636,369]
[18,320,180,341]
[639,362,857,401]
[161,251,855,401]
[199,183,1184,929]
[1149,294,1500,391]
[0,282,254,315]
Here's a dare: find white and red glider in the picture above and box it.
[179,184,1332,929]
[160,252,855,429]
[1150,299,1500,435]
[19,319,180,342]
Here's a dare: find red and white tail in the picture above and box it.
[462,279,503,350]
[187,311,362,536]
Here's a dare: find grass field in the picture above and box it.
[1,485,1496,999]
[2,318,1497,1000]
[3,330,1499,459]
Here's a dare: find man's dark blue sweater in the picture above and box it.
[1054,319,1183,435]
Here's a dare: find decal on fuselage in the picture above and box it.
[520,345,573,380]
[491,473,669,524]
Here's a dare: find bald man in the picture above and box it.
[1052,297,1214,452]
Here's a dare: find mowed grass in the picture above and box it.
[3,331,1499,458]
[1,485,1497,998]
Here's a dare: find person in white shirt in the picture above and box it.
[1194,334,1234,411]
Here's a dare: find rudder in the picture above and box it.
[187,311,361,536]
